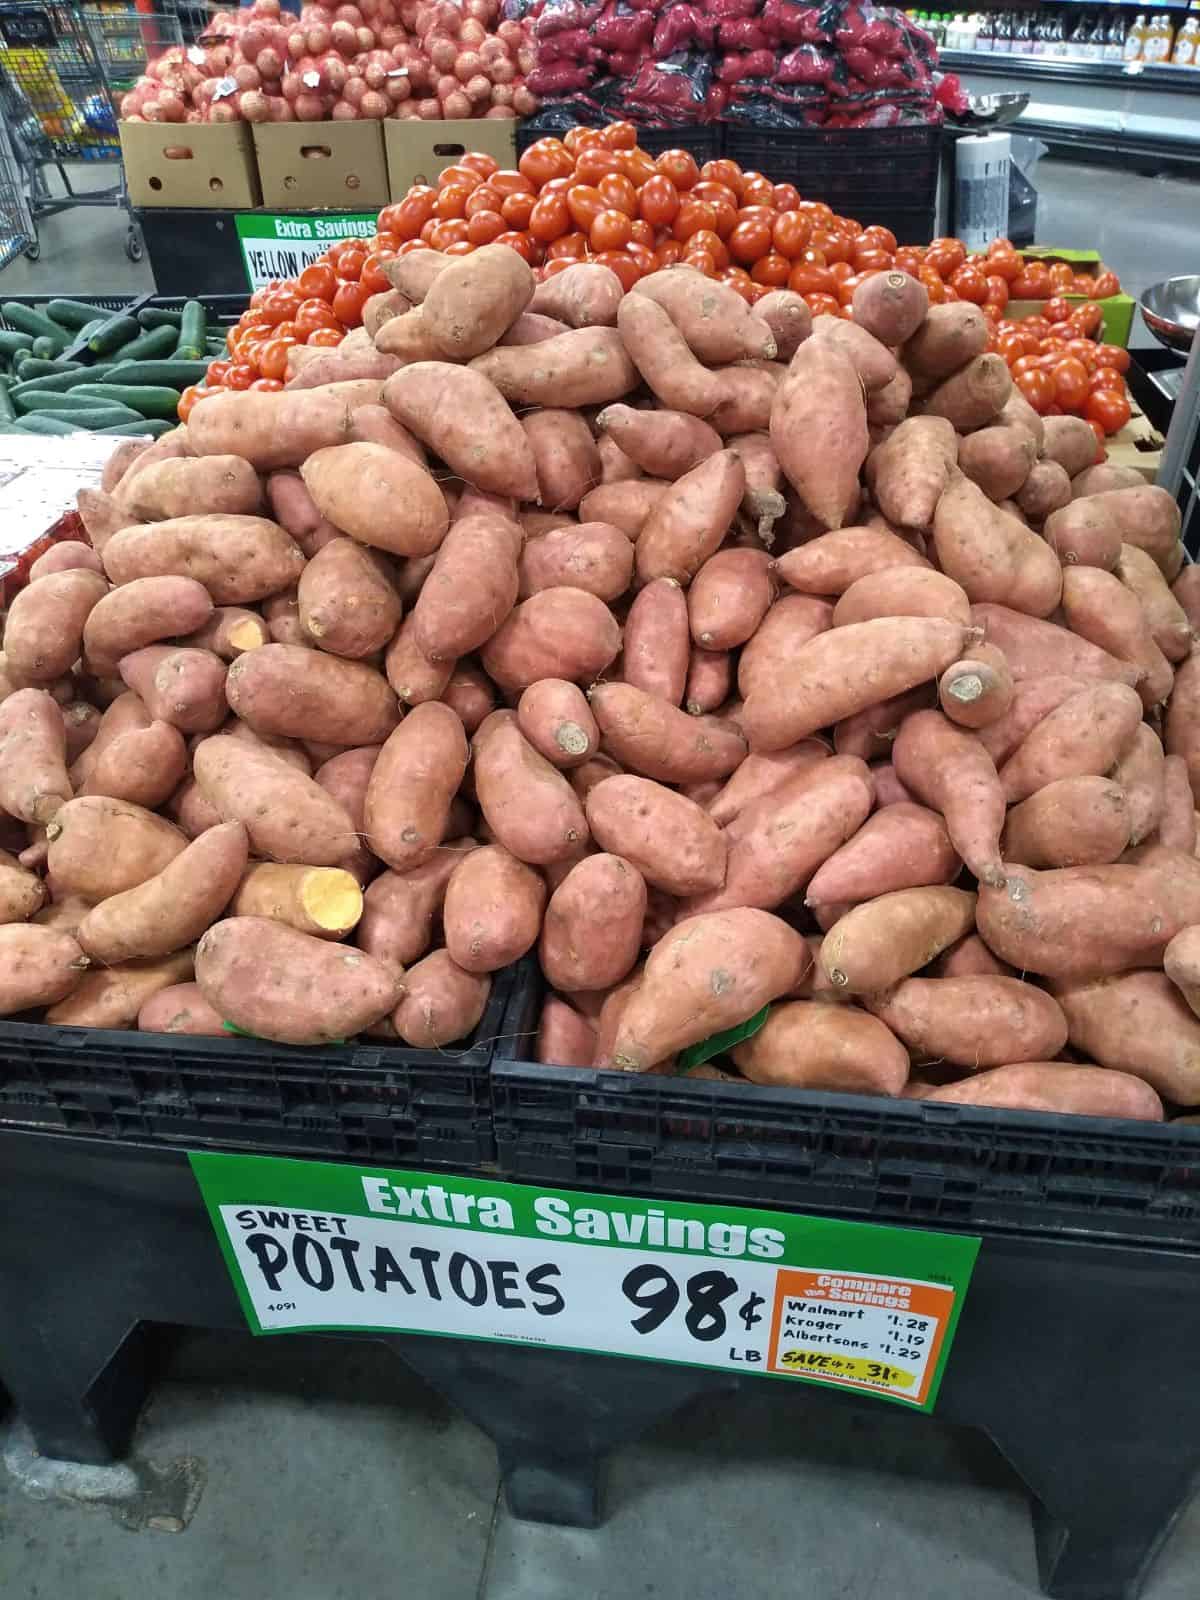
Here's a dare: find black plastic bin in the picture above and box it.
[0,957,533,1171]
[723,123,941,242]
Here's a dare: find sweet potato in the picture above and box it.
[355,839,475,970]
[606,908,807,1071]
[82,720,187,811]
[687,549,774,650]
[101,436,152,495]
[866,415,958,529]
[1164,926,1200,1015]
[635,449,745,586]
[1166,652,1200,804]
[873,974,1068,1068]
[101,515,304,605]
[586,774,726,897]
[754,289,813,360]
[537,997,597,1067]
[0,924,86,1014]
[975,860,1200,980]
[392,949,489,1047]
[743,616,969,752]
[285,347,402,389]
[956,424,1036,503]
[519,521,633,602]
[726,432,785,534]
[739,1001,910,1095]
[1175,565,1200,631]
[188,386,378,470]
[299,441,450,560]
[472,710,588,865]
[28,541,104,582]
[832,568,970,629]
[623,577,690,704]
[528,262,623,329]
[362,287,410,339]
[404,514,519,665]
[928,932,1012,979]
[481,588,620,692]
[578,479,667,538]
[4,570,108,683]
[364,704,468,872]
[227,644,398,747]
[76,820,247,965]
[382,248,449,302]
[1117,544,1194,663]
[810,314,898,392]
[902,302,989,382]
[597,431,641,485]
[0,689,72,825]
[138,982,225,1036]
[891,709,1006,887]
[1003,776,1130,869]
[119,646,227,734]
[61,703,100,766]
[265,469,338,557]
[615,293,722,416]
[1041,497,1122,571]
[232,862,363,939]
[937,643,1013,729]
[46,949,194,1030]
[442,842,546,972]
[1085,485,1183,579]
[851,269,928,346]
[1015,459,1071,522]
[1061,565,1173,708]
[80,577,210,680]
[382,362,537,501]
[933,475,1061,617]
[517,679,598,768]
[1041,415,1103,479]
[589,682,746,784]
[596,403,721,480]
[541,854,646,993]
[297,538,401,659]
[705,742,828,830]
[0,855,45,923]
[385,613,455,706]
[821,886,976,993]
[348,403,426,465]
[833,685,934,762]
[998,682,1143,803]
[1161,754,1196,853]
[46,794,186,901]
[708,364,782,436]
[684,648,731,716]
[971,603,1139,687]
[914,1063,1163,1120]
[1054,971,1200,1104]
[522,409,600,513]
[441,665,495,735]
[193,735,356,867]
[774,525,930,596]
[419,241,533,359]
[688,754,873,915]
[807,802,959,906]
[166,777,220,839]
[1111,723,1166,847]
[76,486,129,554]
[197,917,401,1044]
[770,341,867,531]
[1072,463,1143,498]
[634,268,777,362]
[471,326,638,409]
[116,454,261,523]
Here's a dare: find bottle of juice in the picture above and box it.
[1172,17,1199,64]
[1124,12,1149,59]
[1146,13,1175,60]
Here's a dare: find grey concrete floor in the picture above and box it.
[3,1326,1200,1600]
[2,155,1200,1598]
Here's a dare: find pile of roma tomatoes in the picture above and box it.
[188,120,1131,442]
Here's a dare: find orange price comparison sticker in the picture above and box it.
[766,1268,957,1407]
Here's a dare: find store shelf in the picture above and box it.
[942,49,1200,93]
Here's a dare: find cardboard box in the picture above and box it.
[385,118,517,197]
[1106,397,1164,484]
[252,121,390,210]
[119,121,260,210]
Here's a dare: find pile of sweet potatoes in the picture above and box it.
[0,242,1197,1123]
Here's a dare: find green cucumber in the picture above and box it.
[19,389,124,411]
[137,307,183,330]
[112,324,178,363]
[30,335,60,361]
[10,364,116,401]
[176,300,207,360]
[95,419,172,438]
[0,329,34,360]
[31,403,146,430]
[13,414,85,435]
[0,380,13,424]
[104,358,208,387]
[1,303,67,347]
[87,313,140,355]
[45,298,109,330]
[10,357,83,381]
[77,317,107,342]
[68,383,180,419]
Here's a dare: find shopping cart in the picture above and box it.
[0,3,184,265]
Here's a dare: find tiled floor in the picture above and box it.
[1,152,1199,1599]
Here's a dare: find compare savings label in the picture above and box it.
[235,213,378,291]
[190,1153,980,1411]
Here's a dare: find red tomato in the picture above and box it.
[593,249,641,291]
[986,250,1022,284]
[654,240,684,269]
[788,262,836,297]
[1021,315,1051,343]
[772,182,801,212]
[925,238,967,277]
[629,218,654,248]
[918,266,946,304]
[1011,268,1050,300]
[566,184,604,232]
[1043,297,1072,324]
[428,219,469,251]
[1085,387,1131,435]
[860,224,897,255]
[437,164,482,193]
[656,149,700,190]
[395,187,438,240]
[1015,367,1055,413]
[464,184,502,217]
[591,208,632,252]
[466,209,506,246]
[501,191,536,231]
[295,298,340,337]
[772,211,811,260]
[598,172,637,218]
[621,147,657,188]
[1095,343,1131,372]
[1051,356,1090,410]
[1087,418,1108,457]
[436,184,473,222]
[257,339,293,382]
[358,252,393,296]
[564,127,600,156]
[1091,270,1121,299]
[297,261,337,301]
[305,326,344,348]
[205,359,232,386]
[1071,302,1105,336]
[249,377,283,392]
[702,159,744,197]
[669,199,714,242]
[518,138,573,188]
[494,231,538,265]
[729,218,772,265]
[491,170,535,199]
[984,275,1010,312]
[853,246,894,274]
[177,383,209,422]
[638,175,679,228]
[626,241,656,277]
[1048,262,1075,292]
[838,270,880,307]
[950,266,989,305]
[332,281,368,327]
[545,231,589,262]
[442,241,475,257]
[812,230,853,266]
[225,362,258,390]
[529,193,570,242]
[741,177,775,208]
[460,150,499,181]
[682,247,718,278]
[570,147,621,186]
[804,292,842,318]
[600,120,637,150]
[376,204,405,237]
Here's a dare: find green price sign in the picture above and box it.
[235,212,378,290]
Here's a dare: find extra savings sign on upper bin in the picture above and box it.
[191,1153,980,1411]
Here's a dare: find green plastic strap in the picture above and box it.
[678,1006,770,1072]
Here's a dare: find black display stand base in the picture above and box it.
[1,1127,1197,1600]
[135,209,250,298]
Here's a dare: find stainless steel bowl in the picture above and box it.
[1139,275,1200,354]
[953,91,1030,128]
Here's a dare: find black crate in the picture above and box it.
[0,960,533,1171]
[491,974,1200,1247]
[723,124,940,240]
[135,208,253,298]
